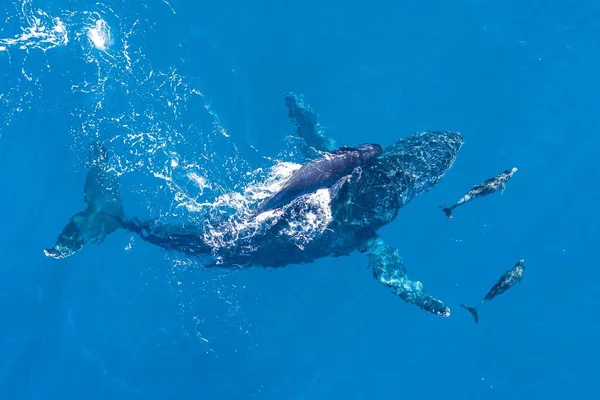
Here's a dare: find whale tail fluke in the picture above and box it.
[459,304,479,324]
[440,205,454,219]
[44,142,124,259]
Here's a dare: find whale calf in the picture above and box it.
[253,143,383,216]
[440,167,518,219]
[460,258,526,324]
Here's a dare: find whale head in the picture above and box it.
[331,131,463,230]
[382,131,463,202]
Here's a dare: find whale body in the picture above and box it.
[45,93,463,317]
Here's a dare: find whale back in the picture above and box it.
[330,131,463,232]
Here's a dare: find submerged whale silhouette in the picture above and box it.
[45,93,463,317]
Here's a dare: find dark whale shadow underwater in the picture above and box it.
[45,93,464,317]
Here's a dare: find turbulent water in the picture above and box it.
[1,0,337,257]
[0,1,339,350]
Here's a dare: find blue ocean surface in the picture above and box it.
[1,0,598,399]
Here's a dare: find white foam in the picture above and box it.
[87,19,110,51]
[182,159,334,252]
[0,7,69,52]
[187,172,210,191]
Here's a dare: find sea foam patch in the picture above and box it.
[87,19,111,51]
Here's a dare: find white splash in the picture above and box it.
[87,19,111,51]
[182,159,334,253]
[244,162,300,203]
[0,5,69,52]
[187,172,210,192]
[282,188,333,248]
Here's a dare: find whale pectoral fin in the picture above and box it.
[329,174,352,203]
[44,142,125,260]
[359,237,450,317]
[284,92,336,158]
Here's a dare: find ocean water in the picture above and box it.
[1,0,599,399]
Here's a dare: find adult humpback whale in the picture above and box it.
[45,93,464,317]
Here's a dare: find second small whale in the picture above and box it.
[440,167,518,219]
[460,258,526,324]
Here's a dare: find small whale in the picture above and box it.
[460,258,526,324]
[440,167,518,219]
[252,143,383,216]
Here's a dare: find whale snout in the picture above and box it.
[375,130,463,200]
[421,130,464,166]
[430,130,464,153]
[386,130,463,164]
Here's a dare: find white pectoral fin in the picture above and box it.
[360,236,450,317]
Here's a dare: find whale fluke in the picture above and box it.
[459,304,479,324]
[44,142,124,259]
[440,205,454,219]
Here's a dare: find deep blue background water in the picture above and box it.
[1,0,599,398]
